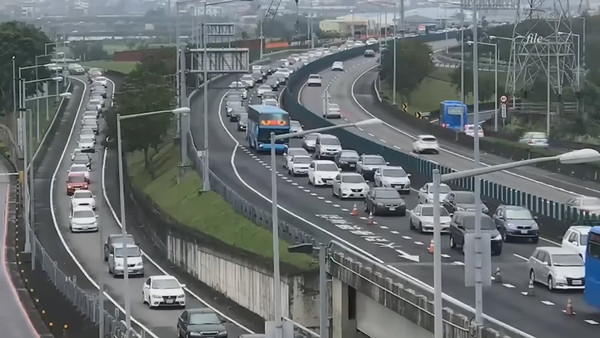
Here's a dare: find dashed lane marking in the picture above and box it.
[292,182,298,186]
[304,189,311,193]
[310,193,317,196]
[441,254,451,258]
[359,216,367,220]
[341,208,349,212]
[402,235,412,240]
[513,253,529,261]
[540,301,555,306]
[317,196,325,200]
[380,139,387,143]
[414,241,424,245]
[453,261,465,266]
[379,225,388,229]
[298,186,304,189]
[368,133,375,137]
[584,320,599,325]
[502,284,516,289]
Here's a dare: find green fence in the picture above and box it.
[282,33,598,242]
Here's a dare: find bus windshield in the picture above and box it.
[585,227,600,310]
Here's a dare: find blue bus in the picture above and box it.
[247,105,290,153]
[439,100,468,131]
[585,226,600,310]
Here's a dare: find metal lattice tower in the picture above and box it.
[506,0,581,103]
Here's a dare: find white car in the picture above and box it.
[256,85,272,97]
[69,206,98,232]
[408,204,452,233]
[331,61,344,71]
[324,103,341,119]
[418,182,452,204]
[315,134,342,159]
[286,155,312,176]
[262,98,279,107]
[71,148,87,161]
[366,38,378,45]
[229,81,245,89]
[79,132,96,144]
[142,275,186,308]
[374,166,411,194]
[561,226,591,261]
[308,160,341,186]
[71,189,96,210]
[240,74,254,88]
[276,67,291,78]
[307,74,322,87]
[566,196,600,215]
[89,98,103,110]
[283,147,310,168]
[332,172,370,199]
[413,135,440,154]
[77,137,95,151]
[68,163,90,182]
[108,243,144,277]
[83,111,98,120]
[93,76,108,87]
[226,100,242,115]
[528,247,585,291]
[465,124,484,138]
[290,120,303,135]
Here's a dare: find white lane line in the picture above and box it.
[380,139,387,143]
[310,193,318,196]
[390,231,399,234]
[502,284,516,289]
[292,182,298,186]
[304,189,311,192]
[333,204,340,207]
[317,196,325,200]
[368,133,375,137]
[341,208,349,212]
[277,173,284,177]
[402,235,412,240]
[357,127,364,131]
[441,254,451,258]
[540,301,555,306]
[584,320,599,325]
[298,186,304,189]
[285,179,293,183]
[325,200,332,204]
[453,261,465,266]
[359,216,367,220]
[414,241,424,245]
[379,225,388,229]
[49,77,159,337]
[513,253,529,261]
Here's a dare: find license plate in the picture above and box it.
[521,230,528,234]
[166,299,174,304]
[572,280,582,285]
[389,207,396,211]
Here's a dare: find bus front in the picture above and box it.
[585,226,600,310]
[249,105,290,153]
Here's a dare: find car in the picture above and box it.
[142,275,186,308]
[409,204,452,233]
[332,61,344,71]
[449,211,503,255]
[93,76,109,87]
[332,172,370,199]
[77,136,95,152]
[356,154,388,180]
[364,49,376,57]
[224,93,242,106]
[82,118,98,134]
[257,85,272,97]
[528,247,584,290]
[71,189,96,210]
[374,166,411,194]
[85,103,99,112]
[177,308,228,338]
[324,103,341,119]
[417,182,452,204]
[286,155,312,176]
[266,79,279,91]
[251,64,264,74]
[302,133,321,152]
[226,100,242,116]
[237,113,248,131]
[240,74,255,88]
[465,124,484,138]
[71,148,93,161]
[83,110,98,119]
[561,225,591,260]
[68,163,90,182]
[493,205,540,243]
[229,106,246,122]
[103,234,135,261]
[283,148,310,168]
[91,86,107,98]
[307,74,322,87]
[108,243,144,277]
[262,92,278,101]
[413,135,440,154]
[252,71,263,83]
[519,132,549,147]
[441,191,489,214]
[315,134,342,159]
[68,63,85,74]
[566,196,600,215]
[229,81,245,90]
[89,98,103,110]
[274,75,286,85]
[72,153,92,169]
[290,120,303,135]
[69,205,98,232]
[80,128,96,141]
[88,68,102,80]
[334,150,360,171]
[366,38,378,45]
[276,67,291,78]
[263,98,279,107]
[66,172,89,195]
[308,160,340,186]
[364,187,406,216]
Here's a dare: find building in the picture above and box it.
[319,15,372,36]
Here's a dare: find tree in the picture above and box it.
[380,40,434,99]
[0,21,52,115]
[449,67,499,101]
[69,41,109,61]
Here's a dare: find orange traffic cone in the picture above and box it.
[367,211,375,225]
[351,203,358,216]
[564,298,575,315]
[428,239,435,254]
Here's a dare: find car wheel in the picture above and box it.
[547,276,554,291]
[308,178,313,185]
[418,222,423,233]
[529,270,535,284]
[502,232,507,242]
[450,235,456,249]
[409,218,414,230]
[142,292,146,305]
[364,202,369,213]
[532,236,539,244]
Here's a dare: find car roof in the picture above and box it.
[419,134,436,138]
[109,233,133,239]
[567,225,591,234]
[187,307,217,314]
[68,172,86,177]
[73,205,93,212]
[535,246,579,255]
[340,172,362,177]
[318,134,338,139]
[151,275,178,281]
[362,154,383,158]
[111,242,138,249]
[313,160,336,164]
[382,166,404,170]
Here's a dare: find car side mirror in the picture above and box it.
[407,174,411,177]
[386,162,390,165]
[533,216,538,220]
[96,215,99,218]
[543,261,549,266]
[338,168,342,171]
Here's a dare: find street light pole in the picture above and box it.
[392,0,397,105]
[432,169,443,338]
[460,1,464,104]
[470,41,498,131]
[547,43,551,137]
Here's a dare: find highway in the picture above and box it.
[190,48,600,337]
[0,163,39,338]
[39,74,257,337]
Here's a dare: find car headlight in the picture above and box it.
[493,234,502,241]
[217,331,227,337]
[136,262,143,266]
[188,333,202,337]
[554,274,567,281]
[177,293,185,298]
[152,294,162,299]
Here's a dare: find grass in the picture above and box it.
[127,142,317,271]
[81,61,139,74]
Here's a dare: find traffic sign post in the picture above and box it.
[500,95,509,104]
[501,103,507,118]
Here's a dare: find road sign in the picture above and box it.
[501,103,507,118]
[500,95,508,103]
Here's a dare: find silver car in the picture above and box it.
[373,166,411,194]
[290,120,303,136]
[287,155,312,176]
[302,133,321,152]
[408,204,451,233]
[528,246,584,291]
[332,172,370,199]
[283,148,310,169]
[356,154,388,180]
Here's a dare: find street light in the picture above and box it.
[431,148,600,336]
[467,40,498,131]
[269,118,381,338]
[116,106,191,330]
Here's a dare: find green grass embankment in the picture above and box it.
[81,61,139,74]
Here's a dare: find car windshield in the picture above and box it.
[74,155,88,162]
[382,168,406,177]
[317,163,338,171]
[342,175,364,183]
[463,216,496,230]
[505,208,533,220]
[309,75,320,79]
[228,101,242,107]
[290,121,301,128]
[114,247,140,258]
[364,156,385,165]
[454,193,475,204]
[74,191,93,198]
[530,133,547,139]
[376,190,400,199]
[189,312,220,325]
[152,279,180,289]
[422,137,437,142]
[320,137,340,146]
[71,166,86,172]
[293,156,312,164]
[68,175,86,183]
[259,85,270,90]
[551,254,583,266]
[264,100,277,106]
[241,75,252,80]
[420,206,450,216]
[73,210,94,218]
[329,104,340,110]
[340,151,359,159]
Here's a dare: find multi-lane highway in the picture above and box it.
[34,72,260,337]
[190,45,600,338]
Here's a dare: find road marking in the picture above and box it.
[441,254,451,258]
[317,196,325,200]
[390,230,400,234]
[277,173,284,177]
[453,261,465,266]
[379,139,387,143]
[359,216,367,220]
[292,182,298,186]
[265,165,271,169]
[379,225,388,229]
[584,320,599,325]
[325,200,332,203]
[341,208,349,212]
[298,185,304,189]
[402,235,412,240]
[540,301,554,306]
[305,189,311,193]
[285,179,293,183]
[502,284,516,289]
[414,241,424,245]
[333,204,340,207]
[513,253,529,261]
[357,127,364,131]
[368,133,375,137]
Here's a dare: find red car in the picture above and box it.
[66,172,89,196]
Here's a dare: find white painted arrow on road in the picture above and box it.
[395,249,420,262]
